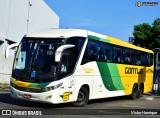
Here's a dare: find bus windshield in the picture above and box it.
[12,37,85,83]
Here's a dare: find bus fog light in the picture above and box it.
[45,95,52,100]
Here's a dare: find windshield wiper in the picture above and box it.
[28,42,41,78]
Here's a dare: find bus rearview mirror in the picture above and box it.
[55,44,75,62]
[5,43,19,58]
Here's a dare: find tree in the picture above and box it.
[133,18,160,49]
[152,18,160,48]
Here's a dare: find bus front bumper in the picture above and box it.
[10,86,58,104]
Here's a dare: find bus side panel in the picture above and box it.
[97,62,125,90]
[143,66,154,93]
[75,62,153,101]
[117,64,154,94]
[75,62,106,100]
[96,62,125,97]
[74,75,93,100]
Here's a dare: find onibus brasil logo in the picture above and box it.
[136,1,159,7]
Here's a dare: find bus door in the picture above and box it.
[153,48,160,94]
[58,48,75,102]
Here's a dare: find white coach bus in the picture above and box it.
[7,29,153,106]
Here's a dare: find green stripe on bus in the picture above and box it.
[88,35,110,43]
[97,62,117,91]
[107,63,125,90]
[29,82,50,88]
[97,62,125,91]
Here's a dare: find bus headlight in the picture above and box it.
[43,82,63,92]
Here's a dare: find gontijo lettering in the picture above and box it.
[125,67,143,74]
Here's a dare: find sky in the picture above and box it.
[44,0,160,42]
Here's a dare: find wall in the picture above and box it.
[0,0,59,84]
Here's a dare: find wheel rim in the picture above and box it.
[77,91,85,102]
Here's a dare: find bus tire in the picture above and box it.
[136,89,141,98]
[72,87,89,107]
[131,84,138,100]
[139,84,144,97]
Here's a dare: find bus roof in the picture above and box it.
[26,29,88,38]
[106,36,153,53]
[25,28,153,53]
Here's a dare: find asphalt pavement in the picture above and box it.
[0,84,160,118]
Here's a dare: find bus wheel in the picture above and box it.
[139,84,144,97]
[137,84,144,98]
[131,84,138,100]
[136,89,141,98]
[72,87,89,107]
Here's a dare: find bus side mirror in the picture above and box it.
[5,43,19,59]
[55,44,75,62]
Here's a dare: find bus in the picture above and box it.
[7,29,154,107]
[153,48,160,94]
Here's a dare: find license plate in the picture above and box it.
[23,94,32,99]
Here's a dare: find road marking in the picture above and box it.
[122,105,146,108]
[146,97,154,100]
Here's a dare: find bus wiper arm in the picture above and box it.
[28,43,41,76]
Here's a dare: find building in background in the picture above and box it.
[128,34,135,44]
[0,0,59,84]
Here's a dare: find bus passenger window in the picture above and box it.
[125,49,131,64]
[149,54,153,66]
[81,43,90,64]
[136,52,141,66]
[141,53,147,66]
[113,47,121,63]
[104,44,112,62]
[147,53,151,66]
[90,45,96,61]
[116,53,121,63]
[131,50,136,65]
[121,50,125,63]
[98,44,104,61]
